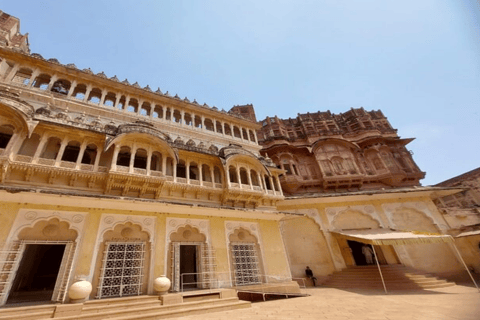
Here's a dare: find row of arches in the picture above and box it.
[4,124,281,194]
[5,64,258,143]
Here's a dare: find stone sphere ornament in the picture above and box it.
[153,275,171,294]
[68,280,92,301]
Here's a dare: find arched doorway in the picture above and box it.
[168,225,213,292]
[3,218,78,305]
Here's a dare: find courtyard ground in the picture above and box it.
[177,284,480,320]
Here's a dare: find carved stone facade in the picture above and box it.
[0,13,293,307]
[255,108,425,195]
[0,11,475,310]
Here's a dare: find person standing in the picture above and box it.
[305,266,317,286]
[362,245,374,264]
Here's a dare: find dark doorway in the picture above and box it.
[347,240,373,266]
[7,244,66,304]
[180,245,197,290]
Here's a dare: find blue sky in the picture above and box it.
[3,1,479,185]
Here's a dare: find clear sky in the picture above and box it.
[2,1,479,186]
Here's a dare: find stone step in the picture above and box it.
[82,296,162,314]
[0,304,56,320]
[40,297,244,320]
[108,300,251,320]
[324,265,456,290]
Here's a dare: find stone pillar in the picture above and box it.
[124,96,131,112]
[236,167,242,189]
[186,161,190,184]
[27,69,40,87]
[274,176,283,195]
[221,122,226,136]
[180,110,185,125]
[269,176,276,195]
[173,159,177,182]
[213,119,217,133]
[253,131,258,144]
[256,172,263,191]
[66,80,77,97]
[75,142,87,169]
[247,168,253,189]
[83,85,92,102]
[113,94,121,110]
[99,89,108,106]
[55,139,69,167]
[201,116,205,130]
[46,75,58,91]
[210,167,215,186]
[32,135,49,164]
[93,147,102,171]
[137,99,144,114]
[129,147,136,173]
[5,64,19,82]
[162,155,167,174]
[111,145,121,171]
[162,106,167,120]
[146,149,152,175]
[199,163,203,186]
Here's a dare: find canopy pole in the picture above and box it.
[371,245,387,294]
[449,242,479,292]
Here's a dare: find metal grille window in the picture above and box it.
[97,242,145,299]
[231,243,261,286]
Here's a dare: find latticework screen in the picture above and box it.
[97,242,145,298]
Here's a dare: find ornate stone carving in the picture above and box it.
[166,218,211,244]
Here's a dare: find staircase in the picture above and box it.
[0,290,251,320]
[324,265,456,290]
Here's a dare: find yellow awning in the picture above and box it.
[332,229,453,246]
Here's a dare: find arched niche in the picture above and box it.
[170,225,206,242]
[391,208,438,233]
[332,210,381,230]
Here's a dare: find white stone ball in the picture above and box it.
[68,280,92,300]
[153,276,171,293]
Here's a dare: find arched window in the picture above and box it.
[32,73,51,90]
[40,137,61,159]
[140,102,150,116]
[204,119,214,131]
[153,105,163,119]
[233,126,241,138]
[214,166,222,184]
[242,128,248,140]
[81,144,97,165]
[103,92,116,107]
[61,141,81,162]
[184,113,192,126]
[127,98,139,113]
[216,121,223,134]
[202,164,211,182]
[176,160,186,178]
[165,157,174,176]
[250,170,260,186]
[18,133,40,156]
[173,110,181,123]
[224,124,232,136]
[0,125,14,149]
[87,87,102,104]
[12,68,32,85]
[229,166,238,183]
[189,162,199,180]
[240,168,249,185]
[134,148,148,169]
[116,146,131,167]
[72,84,87,100]
[51,79,71,95]
[151,152,162,172]
[264,175,272,190]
